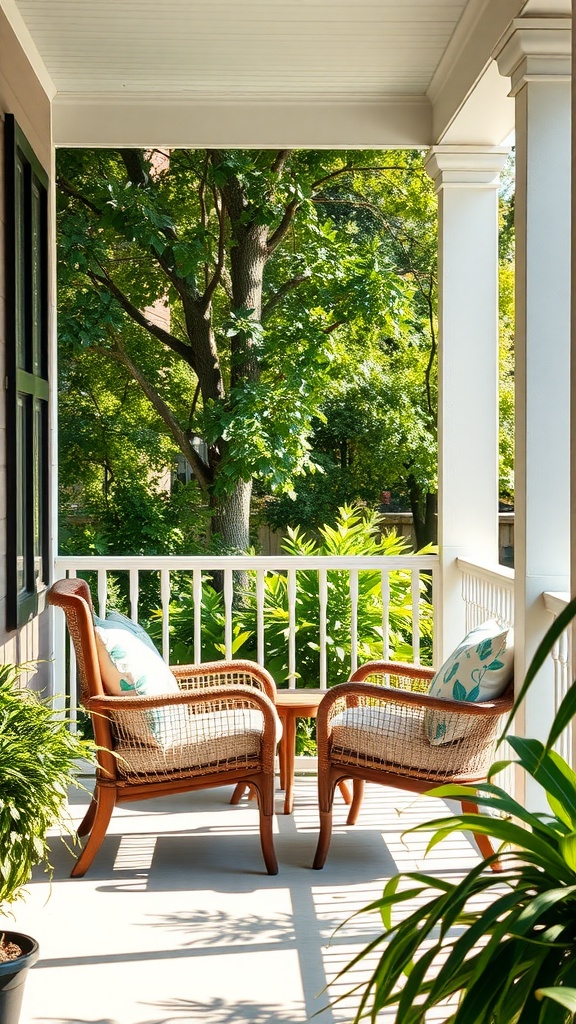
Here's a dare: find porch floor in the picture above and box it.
[16,776,482,1024]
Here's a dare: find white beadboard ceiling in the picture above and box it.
[13,0,468,101]
[7,0,544,147]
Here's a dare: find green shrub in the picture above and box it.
[0,662,94,909]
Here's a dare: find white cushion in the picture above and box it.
[425,619,514,745]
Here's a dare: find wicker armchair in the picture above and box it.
[48,578,280,877]
[313,660,514,870]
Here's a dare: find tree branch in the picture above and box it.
[424,278,437,421]
[310,165,418,191]
[267,198,299,256]
[270,150,292,177]
[119,149,150,188]
[56,177,103,217]
[88,269,195,366]
[112,340,213,491]
[201,184,226,308]
[261,272,311,321]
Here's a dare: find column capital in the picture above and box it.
[424,146,510,193]
[493,17,571,96]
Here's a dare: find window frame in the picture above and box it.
[5,114,50,630]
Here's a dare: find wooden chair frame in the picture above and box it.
[48,578,279,876]
[313,660,514,871]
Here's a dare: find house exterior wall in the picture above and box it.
[0,8,52,674]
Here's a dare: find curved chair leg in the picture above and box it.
[259,811,279,875]
[346,779,365,825]
[230,782,248,805]
[313,771,339,869]
[338,780,352,805]
[71,786,116,878]
[252,775,278,875]
[313,807,334,869]
[461,800,502,872]
[77,795,98,837]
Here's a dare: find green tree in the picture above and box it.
[57,148,429,551]
[58,340,210,555]
[262,153,439,546]
[499,153,515,505]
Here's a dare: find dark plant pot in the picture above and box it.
[0,933,39,1024]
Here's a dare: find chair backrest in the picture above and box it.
[47,578,105,704]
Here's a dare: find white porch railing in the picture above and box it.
[458,561,576,771]
[457,558,515,631]
[457,558,516,794]
[53,553,438,722]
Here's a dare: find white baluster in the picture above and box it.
[256,570,265,666]
[160,568,170,663]
[224,569,233,660]
[319,568,327,689]
[193,568,202,663]
[288,569,296,688]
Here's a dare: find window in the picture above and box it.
[5,115,49,629]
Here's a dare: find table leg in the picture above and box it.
[281,711,297,814]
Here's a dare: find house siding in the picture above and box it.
[0,9,52,677]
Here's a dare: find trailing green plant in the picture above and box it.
[0,662,95,911]
[328,596,576,1024]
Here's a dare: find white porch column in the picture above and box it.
[495,20,571,760]
[425,147,509,664]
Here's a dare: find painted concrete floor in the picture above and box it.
[14,775,482,1024]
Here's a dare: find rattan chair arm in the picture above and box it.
[349,660,436,684]
[88,685,280,769]
[171,660,277,703]
[88,683,276,718]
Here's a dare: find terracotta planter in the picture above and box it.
[0,933,39,1024]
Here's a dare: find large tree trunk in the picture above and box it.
[407,476,437,550]
[210,477,253,600]
[211,477,253,551]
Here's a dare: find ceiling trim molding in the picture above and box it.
[52,96,433,150]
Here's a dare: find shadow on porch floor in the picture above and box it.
[16,776,482,1024]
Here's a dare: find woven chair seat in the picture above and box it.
[114,707,279,778]
[330,703,500,783]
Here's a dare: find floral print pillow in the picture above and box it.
[94,618,185,747]
[425,620,514,746]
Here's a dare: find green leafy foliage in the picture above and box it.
[0,663,95,910]
[57,148,437,550]
[238,504,433,687]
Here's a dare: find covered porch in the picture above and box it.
[1,0,573,774]
[0,0,575,1018]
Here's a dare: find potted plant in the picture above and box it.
[330,598,576,1024]
[0,661,94,1024]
